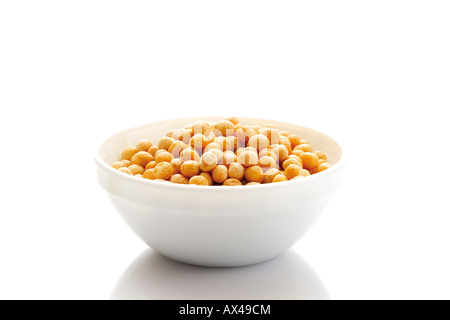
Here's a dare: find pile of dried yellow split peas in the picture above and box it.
[111,118,331,186]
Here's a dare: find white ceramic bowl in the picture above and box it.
[95,117,344,267]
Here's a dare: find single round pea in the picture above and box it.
[285,164,302,180]
[121,147,137,161]
[248,134,270,151]
[244,166,264,183]
[299,152,319,170]
[136,139,153,152]
[237,150,258,167]
[212,165,228,184]
[128,164,145,175]
[199,152,218,172]
[228,163,245,180]
[180,160,201,178]
[170,174,189,184]
[158,137,175,150]
[189,175,209,186]
[246,182,261,186]
[179,148,200,162]
[155,151,173,164]
[154,162,174,180]
[272,174,288,183]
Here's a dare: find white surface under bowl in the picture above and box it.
[95,117,344,267]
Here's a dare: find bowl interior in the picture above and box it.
[99,117,342,166]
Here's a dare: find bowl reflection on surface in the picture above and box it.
[111,249,329,300]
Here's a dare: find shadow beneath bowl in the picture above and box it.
[110,248,329,300]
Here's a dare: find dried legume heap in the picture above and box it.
[111,118,332,186]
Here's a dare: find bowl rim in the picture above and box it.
[95,116,346,192]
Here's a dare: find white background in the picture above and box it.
[1,1,449,300]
